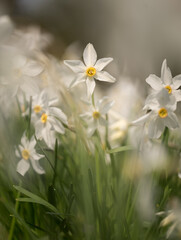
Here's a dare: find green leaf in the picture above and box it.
[106,146,134,154]
[13,186,60,215]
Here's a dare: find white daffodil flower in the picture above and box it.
[132,89,179,139]
[15,134,45,176]
[64,43,115,96]
[35,106,68,149]
[80,97,114,137]
[6,53,43,97]
[29,90,59,120]
[146,59,181,103]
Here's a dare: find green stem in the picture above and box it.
[8,182,21,240]
[52,139,58,186]
[162,127,169,145]
[91,93,95,107]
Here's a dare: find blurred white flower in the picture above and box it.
[80,97,114,137]
[146,59,181,103]
[0,15,14,43]
[132,89,179,139]
[4,53,44,97]
[64,43,115,96]
[15,134,45,176]
[35,106,68,149]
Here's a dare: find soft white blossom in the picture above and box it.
[146,59,181,103]
[132,89,179,139]
[80,97,114,137]
[15,134,45,176]
[35,106,68,149]
[64,43,115,96]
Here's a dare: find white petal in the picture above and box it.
[132,112,151,125]
[87,123,97,137]
[83,43,97,66]
[30,159,45,174]
[161,59,172,85]
[173,90,181,102]
[94,58,113,71]
[64,60,85,73]
[15,148,21,158]
[98,97,114,114]
[49,116,65,134]
[17,159,30,176]
[69,74,85,88]
[31,152,44,161]
[172,75,181,89]
[13,55,26,69]
[148,117,164,139]
[86,78,96,96]
[49,107,68,124]
[22,61,43,77]
[145,75,162,90]
[164,113,179,129]
[42,127,56,149]
[99,116,107,126]
[96,71,116,83]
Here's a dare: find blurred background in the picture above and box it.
[1,0,181,99]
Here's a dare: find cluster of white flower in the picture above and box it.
[132,60,181,139]
[64,43,115,137]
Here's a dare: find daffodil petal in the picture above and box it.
[96,71,115,83]
[64,60,85,73]
[17,159,30,176]
[30,159,45,174]
[146,74,162,90]
[83,43,97,66]
[86,78,96,96]
[148,117,164,139]
[161,59,172,85]
[94,58,113,71]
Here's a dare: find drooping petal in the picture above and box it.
[164,113,179,129]
[86,78,96,96]
[49,116,65,134]
[87,122,97,137]
[16,159,30,176]
[96,71,115,83]
[31,152,44,161]
[172,75,181,89]
[22,60,43,77]
[49,107,67,124]
[161,59,172,85]
[30,159,45,174]
[145,74,162,90]
[64,60,85,73]
[42,125,56,149]
[99,116,107,126]
[98,97,114,114]
[83,43,97,66]
[148,117,165,139]
[94,57,113,71]
[132,112,152,125]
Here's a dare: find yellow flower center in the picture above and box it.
[21,149,30,160]
[92,111,100,119]
[41,113,48,123]
[158,108,168,118]
[86,67,96,77]
[34,105,42,113]
[165,85,172,94]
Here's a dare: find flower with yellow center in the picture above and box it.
[15,134,45,176]
[34,105,42,113]
[21,149,30,160]
[86,67,96,77]
[158,108,168,118]
[80,97,114,137]
[92,111,100,119]
[146,59,181,104]
[41,113,48,123]
[132,89,179,139]
[64,43,116,96]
